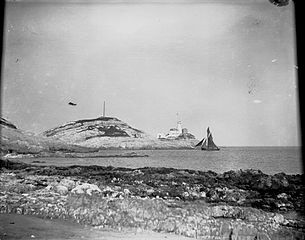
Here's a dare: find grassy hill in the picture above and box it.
[0,117,96,156]
[42,116,198,149]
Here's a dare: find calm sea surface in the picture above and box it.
[20,147,303,175]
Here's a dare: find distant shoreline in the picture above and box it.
[1,145,301,158]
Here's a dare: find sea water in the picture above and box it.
[20,147,302,175]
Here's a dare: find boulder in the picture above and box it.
[55,185,69,195]
[59,178,76,190]
[71,183,102,195]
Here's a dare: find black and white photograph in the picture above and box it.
[0,0,303,239]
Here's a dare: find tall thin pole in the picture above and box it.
[103,101,105,117]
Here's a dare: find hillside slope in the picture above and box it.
[0,117,95,156]
[42,117,198,149]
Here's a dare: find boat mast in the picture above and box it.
[206,127,209,147]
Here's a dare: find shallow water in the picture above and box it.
[19,147,302,175]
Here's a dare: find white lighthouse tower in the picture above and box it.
[177,121,182,133]
[176,112,182,133]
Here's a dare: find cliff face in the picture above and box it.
[42,117,198,149]
[0,117,17,130]
[0,117,42,154]
[43,117,148,140]
[0,117,95,155]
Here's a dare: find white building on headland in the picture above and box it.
[157,121,192,140]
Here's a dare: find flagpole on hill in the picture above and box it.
[103,101,106,117]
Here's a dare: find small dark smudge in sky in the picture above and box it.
[247,77,257,95]
[269,0,289,7]
[253,19,261,26]
[68,102,77,106]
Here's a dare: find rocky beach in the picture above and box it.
[0,159,304,239]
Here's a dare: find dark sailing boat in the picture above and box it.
[195,127,220,151]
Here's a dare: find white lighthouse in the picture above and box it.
[177,121,182,134]
[157,113,194,140]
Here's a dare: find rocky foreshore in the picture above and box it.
[1,151,150,159]
[0,159,304,239]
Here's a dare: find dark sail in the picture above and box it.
[196,127,219,151]
[206,132,219,150]
[195,138,205,147]
[201,138,208,150]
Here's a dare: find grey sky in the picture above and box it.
[1,0,299,146]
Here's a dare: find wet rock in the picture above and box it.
[275,201,294,212]
[277,193,288,200]
[256,175,273,190]
[272,173,289,189]
[206,189,219,201]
